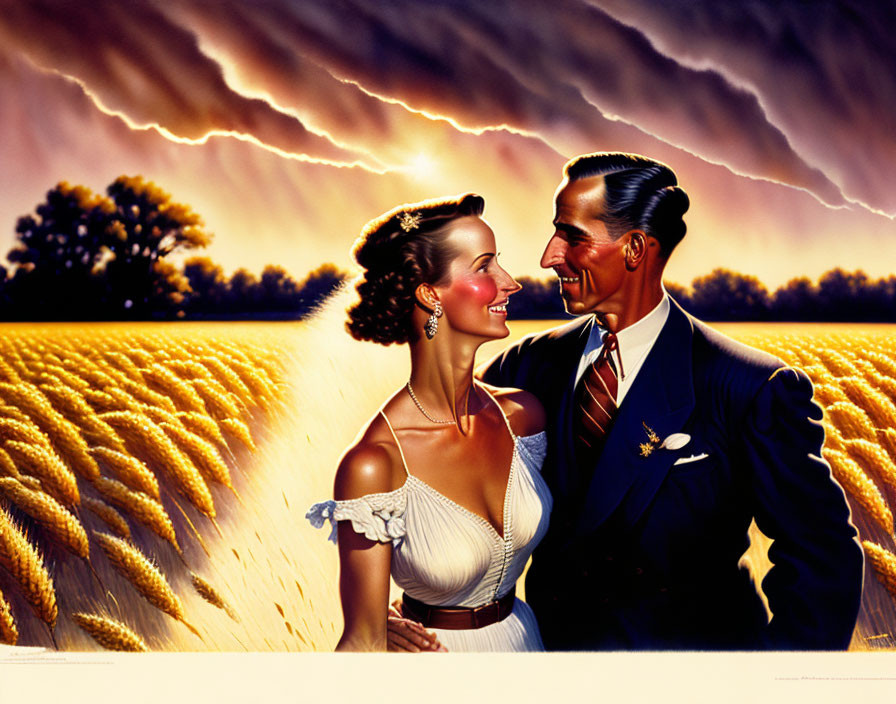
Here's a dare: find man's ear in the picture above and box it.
[624,230,648,269]
[415,283,439,311]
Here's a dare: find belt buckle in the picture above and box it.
[472,599,499,628]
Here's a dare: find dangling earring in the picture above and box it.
[425,301,443,339]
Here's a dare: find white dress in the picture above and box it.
[306,393,552,652]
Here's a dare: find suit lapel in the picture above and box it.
[544,316,595,501]
[576,301,696,534]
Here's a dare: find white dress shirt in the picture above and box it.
[574,293,671,405]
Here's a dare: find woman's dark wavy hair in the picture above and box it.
[346,193,485,345]
[564,152,690,256]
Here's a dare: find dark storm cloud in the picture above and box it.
[591,0,896,214]
[1,0,879,211]
[174,0,847,206]
[0,0,374,167]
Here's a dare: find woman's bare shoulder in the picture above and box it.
[334,414,406,501]
[481,383,546,437]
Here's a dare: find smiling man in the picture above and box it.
[475,152,864,650]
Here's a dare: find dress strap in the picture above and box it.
[379,410,411,477]
[479,385,515,439]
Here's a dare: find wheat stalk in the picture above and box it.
[92,532,198,637]
[219,418,257,453]
[42,364,90,392]
[189,378,242,421]
[822,422,847,452]
[2,440,79,506]
[81,389,126,415]
[89,446,160,500]
[0,445,21,479]
[864,351,896,379]
[879,428,896,466]
[83,496,131,540]
[90,476,178,550]
[0,382,99,483]
[0,507,57,628]
[191,572,237,620]
[160,422,233,490]
[0,478,89,559]
[70,612,148,652]
[817,349,856,377]
[845,438,896,492]
[176,412,228,450]
[101,351,145,383]
[823,448,893,533]
[840,376,896,430]
[166,360,213,382]
[0,404,31,424]
[0,418,53,450]
[0,587,17,645]
[37,384,128,454]
[115,375,178,414]
[813,383,850,408]
[0,358,21,384]
[862,541,896,604]
[99,410,215,519]
[824,401,878,443]
[199,356,255,408]
[140,364,207,414]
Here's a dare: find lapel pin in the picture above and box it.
[640,422,660,457]
[639,425,691,458]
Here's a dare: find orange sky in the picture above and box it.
[0,1,893,291]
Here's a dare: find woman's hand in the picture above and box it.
[386,600,447,652]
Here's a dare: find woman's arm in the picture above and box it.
[332,443,398,652]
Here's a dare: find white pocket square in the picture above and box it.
[673,452,709,466]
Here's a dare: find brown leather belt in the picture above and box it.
[401,588,516,630]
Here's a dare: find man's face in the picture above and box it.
[540,176,629,316]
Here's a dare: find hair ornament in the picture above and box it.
[399,211,422,232]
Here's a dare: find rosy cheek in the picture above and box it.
[455,275,498,305]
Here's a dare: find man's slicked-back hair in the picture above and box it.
[563,152,690,256]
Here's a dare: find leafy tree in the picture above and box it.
[689,268,770,321]
[183,256,228,317]
[6,182,116,319]
[296,263,346,315]
[4,177,211,319]
[771,276,817,321]
[663,280,691,310]
[102,176,211,317]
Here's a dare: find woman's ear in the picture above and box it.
[415,283,439,311]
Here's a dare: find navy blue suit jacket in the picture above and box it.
[481,299,863,650]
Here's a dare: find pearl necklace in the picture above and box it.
[405,382,456,424]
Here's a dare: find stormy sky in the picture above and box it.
[0,0,893,289]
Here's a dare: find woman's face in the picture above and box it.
[435,216,521,340]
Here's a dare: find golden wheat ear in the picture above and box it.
[0,588,18,645]
[191,572,240,622]
[70,612,148,652]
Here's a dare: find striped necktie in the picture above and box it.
[574,331,622,464]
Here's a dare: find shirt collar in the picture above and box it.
[587,292,671,375]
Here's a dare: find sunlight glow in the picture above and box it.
[406,152,438,180]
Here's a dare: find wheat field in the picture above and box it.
[0,292,895,652]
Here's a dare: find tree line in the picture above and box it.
[1,177,894,322]
[0,178,344,321]
[513,269,896,322]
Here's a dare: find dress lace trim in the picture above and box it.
[516,431,547,469]
[305,484,407,547]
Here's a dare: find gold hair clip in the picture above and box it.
[399,211,422,232]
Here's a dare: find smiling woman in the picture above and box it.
[305,193,552,652]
